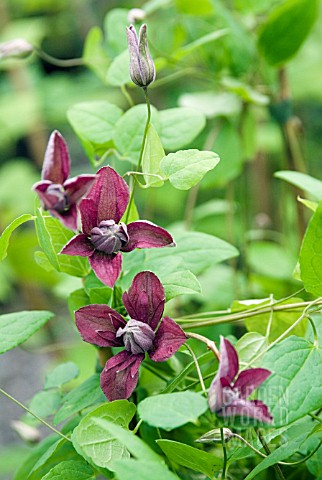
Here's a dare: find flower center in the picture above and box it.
[222,387,240,407]
[90,220,129,254]
[46,184,70,213]
[116,319,155,355]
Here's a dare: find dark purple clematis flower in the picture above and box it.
[75,271,187,401]
[33,130,96,230]
[60,165,175,287]
[208,336,273,423]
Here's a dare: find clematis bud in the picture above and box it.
[0,39,33,60]
[126,24,155,88]
[116,319,155,355]
[195,428,233,444]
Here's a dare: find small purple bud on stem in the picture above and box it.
[126,24,155,88]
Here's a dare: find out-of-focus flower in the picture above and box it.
[33,131,96,230]
[75,271,187,400]
[0,39,33,60]
[208,337,273,423]
[61,166,174,287]
[128,8,146,24]
[126,24,155,88]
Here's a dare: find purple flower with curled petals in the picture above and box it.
[61,165,175,287]
[75,271,187,401]
[208,336,273,423]
[33,130,96,230]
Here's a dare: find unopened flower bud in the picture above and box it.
[195,428,233,444]
[126,24,155,88]
[0,39,33,60]
[128,8,146,24]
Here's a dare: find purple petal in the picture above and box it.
[100,350,144,401]
[122,271,165,330]
[149,316,186,362]
[75,304,126,347]
[33,180,54,207]
[79,198,99,236]
[234,368,272,399]
[60,233,94,256]
[52,203,79,231]
[89,251,122,287]
[64,174,96,204]
[42,130,70,184]
[87,166,129,224]
[219,398,273,423]
[122,221,175,252]
[208,337,239,413]
[218,336,239,384]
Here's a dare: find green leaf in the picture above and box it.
[259,336,322,426]
[162,270,201,301]
[157,440,222,478]
[175,0,214,15]
[0,310,54,354]
[300,202,322,296]
[68,289,90,317]
[114,104,159,163]
[247,241,297,280]
[54,374,105,425]
[222,77,269,106]
[244,421,317,479]
[35,210,90,277]
[14,435,59,480]
[244,298,306,342]
[83,27,110,82]
[258,0,319,66]
[42,460,95,480]
[142,123,165,187]
[106,49,131,86]
[112,459,180,480]
[298,196,318,212]
[275,170,322,201]
[72,400,136,470]
[44,362,80,390]
[67,101,123,145]
[161,149,220,190]
[138,392,208,430]
[174,29,228,59]
[159,108,206,151]
[151,230,239,276]
[236,332,268,367]
[34,251,55,272]
[179,91,241,119]
[89,418,161,462]
[104,8,129,55]
[0,213,33,261]
[29,390,62,419]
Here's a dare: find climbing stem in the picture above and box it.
[0,387,71,442]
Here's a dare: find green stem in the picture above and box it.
[255,429,285,480]
[308,316,319,346]
[34,47,84,67]
[185,332,220,361]
[125,87,151,224]
[0,387,71,442]
[185,343,207,396]
[220,428,227,479]
[132,419,143,435]
[121,84,134,107]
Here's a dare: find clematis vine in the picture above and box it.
[208,336,273,423]
[33,130,96,230]
[75,271,187,401]
[60,165,175,287]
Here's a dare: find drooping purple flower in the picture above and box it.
[75,271,187,401]
[208,337,273,423]
[33,131,96,230]
[60,166,175,287]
